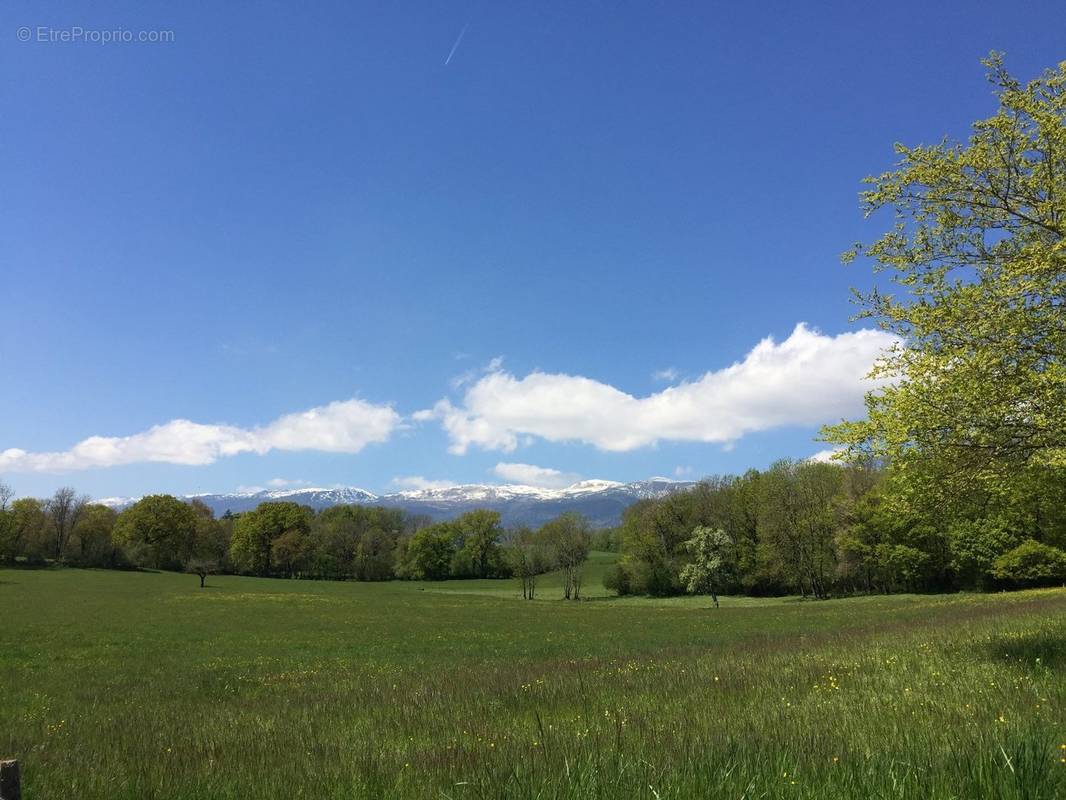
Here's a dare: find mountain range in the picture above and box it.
[98,478,697,528]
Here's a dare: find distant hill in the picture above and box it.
[98,478,696,527]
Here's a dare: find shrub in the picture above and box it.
[602,563,634,596]
[991,540,1066,587]
[636,559,683,597]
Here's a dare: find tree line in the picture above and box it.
[0,482,598,598]
[604,459,1066,599]
[2,461,1063,600]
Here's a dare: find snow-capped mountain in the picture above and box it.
[98,477,695,527]
[187,486,379,508]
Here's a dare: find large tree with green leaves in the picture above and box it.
[757,460,844,599]
[230,501,313,576]
[823,55,1066,513]
[113,494,199,570]
[395,523,457,580]
[68,504,121,568]
[7,498,49,563]
[453,509,505,579]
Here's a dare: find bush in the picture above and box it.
[636,560,683,597]
[991,539,1066,587]
[602,563,634,596]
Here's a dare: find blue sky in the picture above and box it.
[1,1,1062,499]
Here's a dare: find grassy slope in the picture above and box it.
[1,566,1063,799]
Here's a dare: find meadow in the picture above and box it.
[1,559,1063,799]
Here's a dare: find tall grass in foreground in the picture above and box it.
[1,568,1063,799]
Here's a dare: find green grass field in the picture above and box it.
[2,560,1064,799]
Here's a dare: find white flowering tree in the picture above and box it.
[680,526,733,608]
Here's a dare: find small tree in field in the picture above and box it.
[679,527,732,608]
[507,528,553,600]
[188,558,217,588]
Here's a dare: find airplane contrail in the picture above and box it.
[444,22,469,66]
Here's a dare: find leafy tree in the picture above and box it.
[190,499,230,572]
[506,527,553,599]
[757,461,843,599]
[824,56,1066,514]
[68,504,122,568]
[875,543,931,593]
[230,502,312,576]
[113,495,199,570]
[308,505,361,578]
[271,529,310,577]
[188,558,215,588]
[991,539,1066,586]
[602,562,634,596]
[590,527,621,552]
[7,498,49,563]
[0,509,13,562]
[835,492,887,593]
[303,505,406,580]
[395,523,457,580]
[353,527,397,581]
[834,486,941,593]
[174,501,233,585]
[453,510,506,578]
[679,527,733,608]
[0,481,15,562]
[45,487,89,561]
[722,470,763,589]
[539,512,591,599]
[947,517,1021,588]
[618,499,687,596]
[307,514,357,579]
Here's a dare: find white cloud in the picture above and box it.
[491,462,583,489]
[653,368,680,382]
[674,465,694,478]
[391,476,459,491]
[266,477,311,488]
[0,398,401,473]
[808,447,845,464]
[419,323,896,454]
[449,355,506,390]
